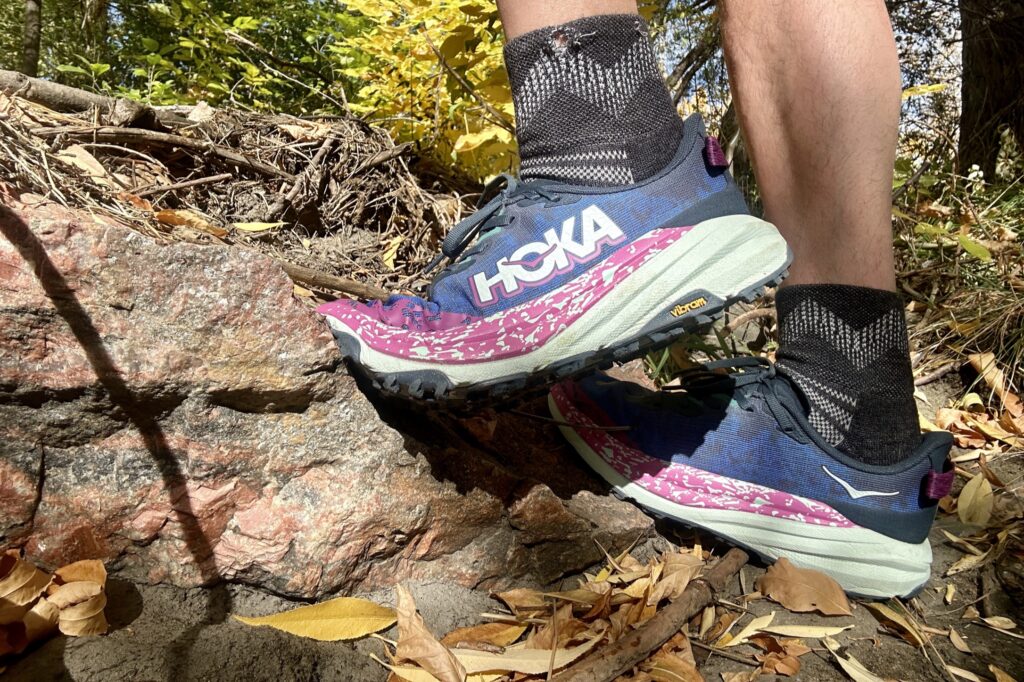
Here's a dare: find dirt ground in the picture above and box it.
[6,378,1023,682]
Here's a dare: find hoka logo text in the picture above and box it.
[470,205,626,306]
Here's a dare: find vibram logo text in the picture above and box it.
[670,297,708,317]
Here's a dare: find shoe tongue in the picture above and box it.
[764,370,812,418]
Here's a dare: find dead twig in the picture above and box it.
[423,34,514,134]
[267,135,337,221]
[279,261,388,301]
[690,639,760,667]
[551,548,749,682]
[31,126,295,180]
[915,362,958,386]
[135,172,233,197]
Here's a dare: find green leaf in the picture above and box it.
[958,235,992,261]
[56,65,90,76]
[141,37,160,52]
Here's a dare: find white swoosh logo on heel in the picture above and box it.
[822,466,899,499]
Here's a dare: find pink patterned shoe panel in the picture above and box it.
[550,382,857,528]
[317,226,691,364]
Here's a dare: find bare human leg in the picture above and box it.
[721,0,919,464]
[720,0,902,290]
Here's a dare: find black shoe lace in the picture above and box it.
[424,174,564,279]
[665,356,804,437]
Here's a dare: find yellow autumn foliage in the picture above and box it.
[341,0,666,181]
[342,0,514,181]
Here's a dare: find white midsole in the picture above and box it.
[327,215,789,386]
[549,395,932,598]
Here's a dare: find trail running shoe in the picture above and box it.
[548,358,954,598]
[318,115,790,402]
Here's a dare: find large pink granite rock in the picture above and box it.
[0,188,654,598]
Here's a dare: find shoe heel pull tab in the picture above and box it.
[703,136,729,171]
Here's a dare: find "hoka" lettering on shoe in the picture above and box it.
[470,205,626,306]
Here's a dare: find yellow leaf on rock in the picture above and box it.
[948,665,985,682]
[233,595,396,641]
[756,558,852,616]
[957,474,994,527]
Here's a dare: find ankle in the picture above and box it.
[504,14,683,186]
[775,284,919,465]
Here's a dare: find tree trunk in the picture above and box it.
[20,0,42,77]
[958,0,1024,179]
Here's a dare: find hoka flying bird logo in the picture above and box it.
[470,205,626,305]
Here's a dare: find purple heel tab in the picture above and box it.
[925,468,954,500]
[703,136,729,169]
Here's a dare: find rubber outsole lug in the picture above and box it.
[333,259,790,411]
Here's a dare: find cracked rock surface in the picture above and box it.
[0,190,655,598]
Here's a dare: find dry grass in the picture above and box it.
[0,93,468,296]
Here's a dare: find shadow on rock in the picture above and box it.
[0,204,231,677]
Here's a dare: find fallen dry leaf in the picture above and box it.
[989,664,1018,682]
[0,554,51,625]
[756,558,852,616]
[945,583,957,605]
[233,221,286,232]
[759,624,852,639]
[863,602,926,647]
[48,581,107,636]
[155,209,228,237]
[969,353,1023,418]
[395,585,466,682]
[724,612,775,648]
[451,635,601,674]
[946,549,991,576]
[757,650,801,677]
[54,560,107,587]
[441,622,526,649]
[493,588,547,616]
[720,671,759,682]
[948,666,984,682]
[643,651,704,682]
[233,595,396,641]
[21,596,59,645]
[949,628,971,653]
[823,637,885,682]
[981,616,1016,630]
